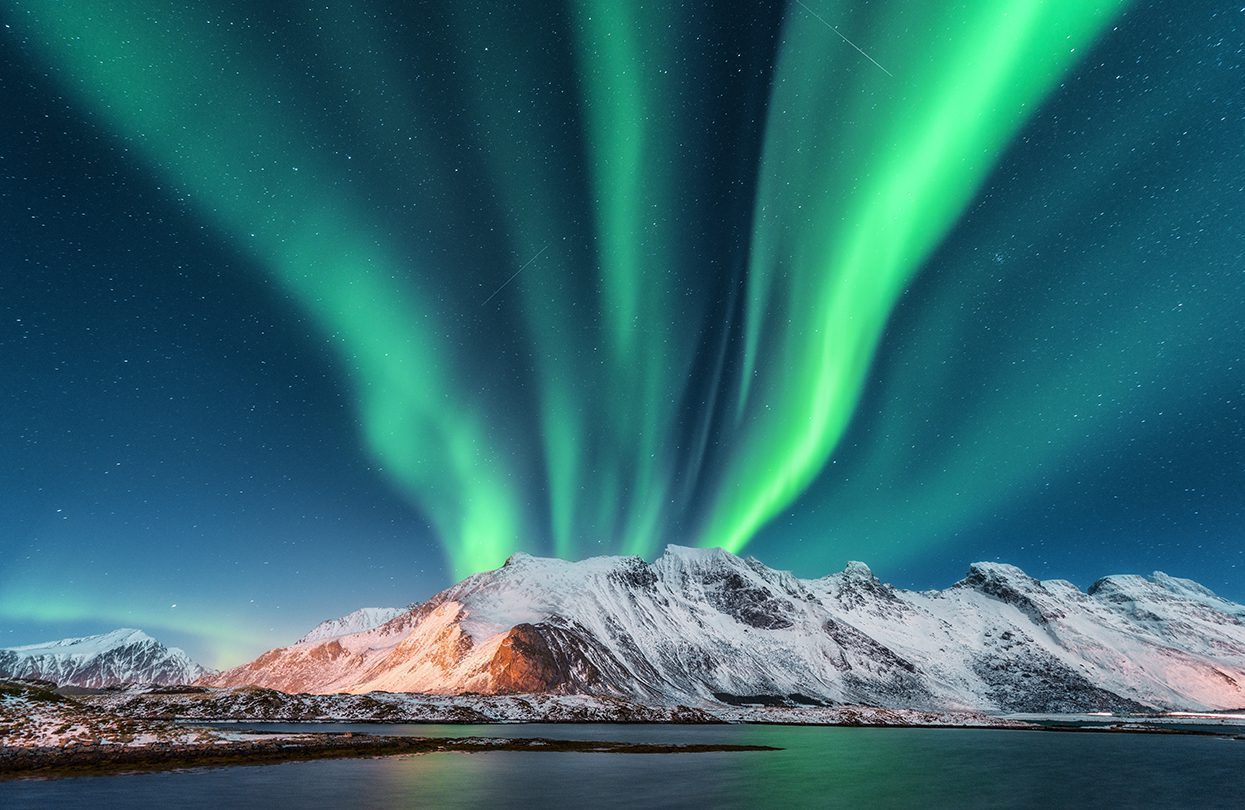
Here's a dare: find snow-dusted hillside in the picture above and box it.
[295,607,405,645]
[0,629,210,688]
[205,547,1245,712]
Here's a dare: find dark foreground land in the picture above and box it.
[2,679,781,781]
[0,732,779,781]
[5,679,1243,782]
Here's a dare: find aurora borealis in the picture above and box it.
[2,1,1242,665]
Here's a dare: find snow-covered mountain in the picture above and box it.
[205,546,1245,712]
[295,607,405,646]
[0,628,210,688]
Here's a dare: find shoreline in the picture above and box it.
[185,717,1244,736]
[6,719,1241,783]
[0,733,780,782]
[6,681,1243,783]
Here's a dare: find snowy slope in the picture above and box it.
[206,547,1245,712]
[0,628,210,688]
[295,607,405,645]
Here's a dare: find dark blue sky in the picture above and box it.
[1,1,1241,667]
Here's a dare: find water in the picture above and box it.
[3,723,1242,809]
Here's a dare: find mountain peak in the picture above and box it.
[0,628,208,688]
[1088,572,1242,620]
[1151,570,1220,600]
[7,627,154,654]
[99,628,154,645]
[652,545,743,581]
[964,561,1034,583]
[958,562,1064,626]
[295,607,406,646]
[503,551,534,567]
[660,544,731,561]
[842,561,875,579]
[1087,574,1151,598]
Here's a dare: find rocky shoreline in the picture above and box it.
[78,686,722,724]
[8,679,1242,782]
[0,732,779,781]
[73,685,1037,728]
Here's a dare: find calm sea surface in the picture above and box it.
[2,723,1242,809]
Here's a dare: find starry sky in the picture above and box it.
[2,1,1242,668]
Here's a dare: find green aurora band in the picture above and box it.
[17,1,529,577]
[14,0,1130,577]
[764,53,1245,574]
[711,0,1129,553]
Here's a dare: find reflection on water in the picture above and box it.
[2,724,1242,809]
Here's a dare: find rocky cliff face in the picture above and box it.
[204,547,1245,712]
[0,629,209,688]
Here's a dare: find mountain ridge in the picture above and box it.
[294,607,405,646]
[204,546,1245,712]
[0,628,211,688]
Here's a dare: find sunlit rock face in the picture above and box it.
[203,547,1245,712]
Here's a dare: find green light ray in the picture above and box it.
[568,1,701,554]
[703,0,1130,553]
[12,0,1149,583]
[769,112,1245,571]
[441,5,596,561]
[19,0,524,577]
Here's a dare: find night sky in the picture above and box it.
[2,1,1242,668]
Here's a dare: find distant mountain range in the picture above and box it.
[201,546,1245,713]
[8,547,1243,712]
[0,628,209,688]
